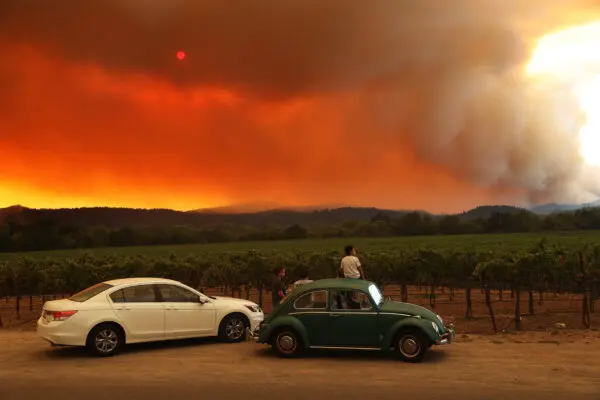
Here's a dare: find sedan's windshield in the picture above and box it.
[368,284,384,306]
[69,283,113,302]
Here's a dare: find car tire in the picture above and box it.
[271,328,303,358]
[394,328,428,363]
[86,323,124,357]
[218,313,248,343]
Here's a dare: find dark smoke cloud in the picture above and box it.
[0,0,585,96]
[1,0,599,204]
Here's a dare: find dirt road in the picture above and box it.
[1,329,599,399]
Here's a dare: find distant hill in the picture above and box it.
[457,205,529,221]
[0,205,411,228]
[529,199,600,214]
[1,199,598,229]
[0,205,27,222]
[193,202,348,214]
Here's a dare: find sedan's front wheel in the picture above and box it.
[86,323,124,357]
[218,314,248,343]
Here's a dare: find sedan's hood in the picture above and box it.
[211,296,258,307]
[380,300,441,323]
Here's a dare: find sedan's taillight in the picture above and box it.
[45,310,78,321]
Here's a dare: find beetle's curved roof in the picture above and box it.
[294,278,374,292]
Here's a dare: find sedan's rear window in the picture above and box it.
[69,283,113,302]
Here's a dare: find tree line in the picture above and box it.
[1,240,598,330]
[1,206,600,252]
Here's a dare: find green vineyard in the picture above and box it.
[1,231,599,260]
[0,232,599,331]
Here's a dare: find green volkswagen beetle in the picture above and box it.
[253,278,454,363]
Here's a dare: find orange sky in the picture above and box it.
[1,1,599,214]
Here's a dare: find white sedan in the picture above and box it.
[37,277,264,357]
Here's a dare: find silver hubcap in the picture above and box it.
[278,334,296,352]
[95,329,118,353]
[225,318,245,339]
[400,336,420,358]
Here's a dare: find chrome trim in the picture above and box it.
[287,311,413,316]
[289,311,378,316]
[289,311,330,315]
[329,312,378,315]
[309,346,380,351]
[379,312,412,317]
[246,327,260,342]
[435,328,454,345]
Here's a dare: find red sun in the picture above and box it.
[176,51,185,60]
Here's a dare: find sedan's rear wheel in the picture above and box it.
[394,328,428,363]
[272,329,302,358]
[86,323,124,357]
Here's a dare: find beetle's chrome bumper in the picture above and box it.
[246,327,260,342]
[436,324,455,345]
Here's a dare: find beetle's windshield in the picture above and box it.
[368,284,384,306]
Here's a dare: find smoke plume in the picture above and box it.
[1,0,600,206]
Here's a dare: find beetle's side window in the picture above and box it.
[331,290,373,311]
[294,290,327,310]
[110,285,158,303]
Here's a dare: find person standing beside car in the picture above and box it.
[271,266,287,309]
[292,267,313,289]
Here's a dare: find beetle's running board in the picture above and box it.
[309,346,381,351]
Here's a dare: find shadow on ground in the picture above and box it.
[252,346,447,363]
[38,337,228,359]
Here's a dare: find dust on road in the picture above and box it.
[1,329,599,399]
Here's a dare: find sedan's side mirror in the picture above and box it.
[198,296,208,304]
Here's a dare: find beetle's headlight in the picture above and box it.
[245,305,261,313]
[431,321,439,333]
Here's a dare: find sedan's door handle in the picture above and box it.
[330,314,340,318]
[116,306,130,311]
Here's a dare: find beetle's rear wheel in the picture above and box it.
[271,328,303,358]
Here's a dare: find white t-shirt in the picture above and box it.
[341,255,361,279]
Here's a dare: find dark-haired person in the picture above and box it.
[340,245,365,279]
[293,267,313,289]
[271,266,287,308]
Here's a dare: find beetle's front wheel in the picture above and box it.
[394,328,428,363]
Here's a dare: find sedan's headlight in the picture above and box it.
[431,321,440,333]
[245,304,261,313]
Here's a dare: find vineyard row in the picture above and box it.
[0,239,598,330]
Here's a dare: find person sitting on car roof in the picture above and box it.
[340,245,365,279]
